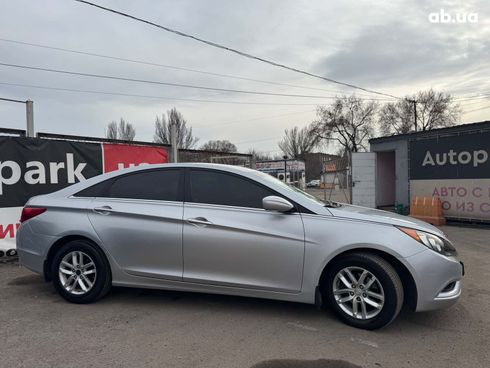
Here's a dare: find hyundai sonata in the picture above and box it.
[17,163,463,329]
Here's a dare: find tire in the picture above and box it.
[324,252,404,330]
[51,239,112,304]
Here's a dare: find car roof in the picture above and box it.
[107,163,259,178]
[47,163,258,196]
[132,162,256,173]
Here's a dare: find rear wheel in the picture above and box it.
[324,252,404,330]
[51,240,111,303]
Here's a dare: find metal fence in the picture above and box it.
[180,149,254,167]
[317,156,352,204]
[36,132,254,167]
[0,127,26,136]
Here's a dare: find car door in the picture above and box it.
[86,168,184,280]
[183,169,305,292]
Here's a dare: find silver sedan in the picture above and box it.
[17,163,463,330]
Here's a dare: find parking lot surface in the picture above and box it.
[1,225,489,368]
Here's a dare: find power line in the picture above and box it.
[454,94,490,101]
[0,38,385,97]
[458,99,490,107]
[2,82,317,131]
[0,81,324,106]
[448,88,490,96]
[74,0,400,100]
[463,105,490,114]
[0,62,394,101]
[212,113,321,144]
[195,110,315,129]
[0,96,26,103]
[236,137,279,144]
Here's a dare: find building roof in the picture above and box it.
[369,120,490,144]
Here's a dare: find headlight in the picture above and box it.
[398,227,457,256]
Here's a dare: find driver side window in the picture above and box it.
[189,169,275,209]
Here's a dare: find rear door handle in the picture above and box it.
[186,217,213,226]
[93,206,113,215]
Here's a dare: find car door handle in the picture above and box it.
[186,217,213,226]
[93,206,113,215]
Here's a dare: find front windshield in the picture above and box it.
[253,171,341,208]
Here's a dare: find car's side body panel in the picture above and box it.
[182,202,305,292]
[87,198,184,281]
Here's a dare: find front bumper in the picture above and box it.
[404,249,463,312]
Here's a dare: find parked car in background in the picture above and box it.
[306,179,321,187]
[17,163,463,330]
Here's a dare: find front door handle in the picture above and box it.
[186,217,213,226]
[93,206,113,215]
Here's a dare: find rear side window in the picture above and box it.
[75,180,111,198]
[76,169,182,201]
[189,169,274,209]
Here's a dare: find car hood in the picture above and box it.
[326,204,445,237]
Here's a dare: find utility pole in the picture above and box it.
[409,99,417,132]
[283,155,288,183]
[170,123,178,163]
[0,97,34,136]
[26,100,34,137]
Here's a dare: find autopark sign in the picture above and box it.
[0,136,168,256]
[409,130,490,221]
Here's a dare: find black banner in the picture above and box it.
[410,131,490,180]
[0,137,102,207]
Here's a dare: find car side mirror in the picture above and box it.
[262,196,294,212]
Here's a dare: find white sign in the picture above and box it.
[0,206,22,255]
[411,179,490,220]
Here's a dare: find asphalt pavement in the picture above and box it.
[1,225,489,368]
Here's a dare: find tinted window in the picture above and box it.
[75,179,112,197]
[76,169,181,201]
[106,169,181,201]
[189,170,275,208]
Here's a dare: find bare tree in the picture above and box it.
[201,140,237,153]
[314,95,378,153]
[379,99,414,135]
[278,123,321,158]
[379,89,461,135]
[105,118,136,141]
[105,121,118,140]
[153,108,199,149]
[414,89,460,131]
[118,119,136,140]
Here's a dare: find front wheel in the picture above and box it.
[325,252,404,330]
[51,240,112,303]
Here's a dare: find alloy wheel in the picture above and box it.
[332,266,385,320]
[58,251,97,295]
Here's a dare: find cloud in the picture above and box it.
[0,0,489,152]
[314,20,489,91]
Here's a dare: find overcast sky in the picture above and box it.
[0,0,488,154]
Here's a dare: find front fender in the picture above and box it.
[300,214,425,298]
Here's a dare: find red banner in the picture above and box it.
[103,143,168,173]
